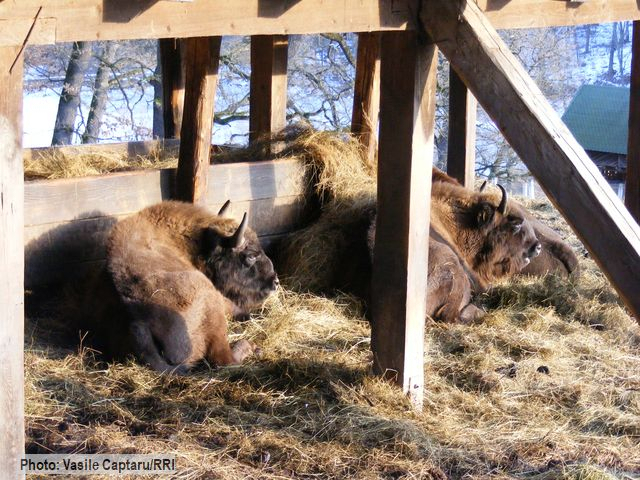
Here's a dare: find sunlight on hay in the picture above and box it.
[24,143,179,180]
[24,128,640,478]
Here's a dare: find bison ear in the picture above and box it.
[476,202,495,227]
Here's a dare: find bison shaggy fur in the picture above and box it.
[79,201,278,373]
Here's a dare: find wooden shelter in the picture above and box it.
[2,1,640,476]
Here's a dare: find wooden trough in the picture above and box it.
[3,1,640,476]
[23,143,311,287]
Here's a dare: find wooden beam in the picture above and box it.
[447,66,477,189]
[626,20,640,222]
[0,1,412,45]
[176,36,221,203]
[421,0,640,319]
[478,0,640,29]
[371,31,437,408]
[351,32,381,169]
[249,35,289,144]
[3,0,640,46]
[159,38,185,139]
[0,45,25,477]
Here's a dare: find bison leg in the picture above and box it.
[129,321,189,374]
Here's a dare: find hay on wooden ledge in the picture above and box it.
[24,142,180,180]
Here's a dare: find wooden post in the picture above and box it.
[351,32,381,169]
[159,38,185,139]
[421,0,640,320]
[447,66,477,188]
[371,31,437,408]
[626,20,640,222]
[249,35,288,144]
[0,45,25,477]
[175,36,221,203]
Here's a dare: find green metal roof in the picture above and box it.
[561,84,629,155]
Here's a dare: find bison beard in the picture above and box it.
[81,201,278,373]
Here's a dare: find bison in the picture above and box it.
[433,167,579,278]
[363,182,541,323]
[77,200,278,373]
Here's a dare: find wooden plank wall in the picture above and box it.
[25,156,311,287]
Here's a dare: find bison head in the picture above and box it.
[202,203,279,314]
[471,185,541,283]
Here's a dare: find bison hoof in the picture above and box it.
[231,339,257,364]
[459,304,486,324]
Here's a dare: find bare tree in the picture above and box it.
[52,41,93,145]
[82,42,117,143]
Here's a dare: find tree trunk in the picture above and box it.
[82,42,116,144]
[584,25,591,54]
[608,24,618,79]
[152,43,164,138]
[52,41,92,145]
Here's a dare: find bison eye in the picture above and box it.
[243,253,257,267]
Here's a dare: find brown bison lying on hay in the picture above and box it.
[366,181,541,323]
[433,167,579,278]
[81,201,278,373]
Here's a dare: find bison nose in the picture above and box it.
[529,242,542,258]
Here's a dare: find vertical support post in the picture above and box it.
[249,35,289,144]
[627,21,640,222]
[0,45,25,476]
[176,36,221,203]
[371,32,437,408]
[447,66,477,188]
[159,38,185,139]
[351,32,381,169]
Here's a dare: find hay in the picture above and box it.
[24,143,179,180]
[24,129,640,478]
[26,253,640,477]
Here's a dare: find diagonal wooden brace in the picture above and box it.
[420,0,640,320]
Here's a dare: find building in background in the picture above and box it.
[562,84,629,199]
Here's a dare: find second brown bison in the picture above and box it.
[78,201,278,373]
[366,181,541,323]
[326,181,541,323]
[434,167,579,278]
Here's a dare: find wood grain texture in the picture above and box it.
[159,38,185,139]
[351,32,381,169]
[447,66,477,188]
[371,31,437,409]
[2,0,639,46]
[627,21,640,222]
[176,36,221,203]
[0,45,25,477]
[0,0,411,45]
[421,0,640,319]
[249,35,288,145]
[25,157,308,226]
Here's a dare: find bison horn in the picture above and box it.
[218,200,231,217]
[222,212,248,249]
[479,180,487,192]
[497,184,508,215]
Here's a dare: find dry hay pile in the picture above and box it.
[24,143,180,180]
[25,131,640,479]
